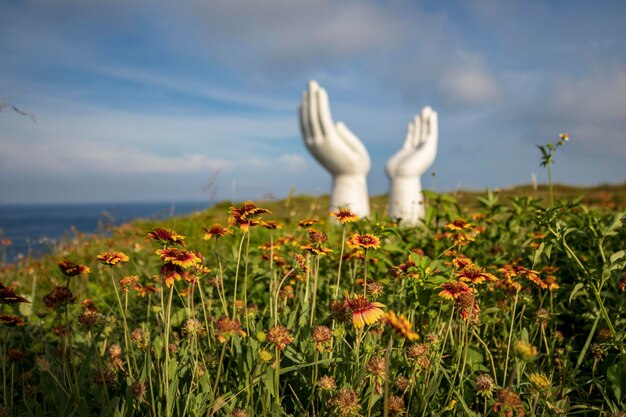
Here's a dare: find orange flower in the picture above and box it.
[438,281,472,300]
[456,265,498,285]
[0,314,26,327]
[43,286,77,310]
[228,201,270,231]
[160,263,185,288]
[0,283,30,305]
[455,292,480,321]
[346,294,385,329]
[216,316,246,343]
[203,224,231,240]
[543,275,559,291]
[300,228,333,256]
[146,228,186,246]
[330,208,359,225]
[119,275,139,292]
[312,326,333,352]
[389,255,418,279]
[96,251,129,266]
[267,324,293,350]
[261,220,282,230]
[451,256,473,269]
[348,233,381,250]
[386,311,419,341]
[58,260,90,277]
[446,218,473,231]
[134,283,158,297]
[155,249,201,268]
[298,219,319,227]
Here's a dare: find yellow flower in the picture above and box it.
[386,311,419,341]
[529,372,551,391]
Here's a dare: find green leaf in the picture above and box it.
[466,345,484,368]
[607,360,626,402]
[532,242,545,268]
[609,250,625,264]
[569,283,585,305]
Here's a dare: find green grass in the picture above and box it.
[1,182,625,416]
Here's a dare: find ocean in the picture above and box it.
[0,201,213,264]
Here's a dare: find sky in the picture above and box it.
[1,0,625,204]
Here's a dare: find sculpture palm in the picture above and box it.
[299,81,371,217]
[386,106,438,224]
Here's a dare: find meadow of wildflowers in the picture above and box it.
[1,176,625,415]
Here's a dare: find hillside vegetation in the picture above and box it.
[1,182,625,416]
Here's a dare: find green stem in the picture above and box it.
[310,256,320,326]
[503,290,519,386]
[232,232,247,318]
[547,161,554,207]
[334,226,346,299]
[109,269,134,378]
[164,285,174,417]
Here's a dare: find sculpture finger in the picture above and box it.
[316,86,334,139]
[298,102,313,146]
[307,81,323,144]
[336,122,369,159]
[412,114,422,148]
[402,119,415,150]
[419,107,432,146]
[426,110,438,148]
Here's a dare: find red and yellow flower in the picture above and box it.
[446,218,473,231]
[348,233,381,250]
[216,316,246,343]
[228,201,270,231]
[146,227,186,246]
[456,265,498,285]
[58,260,90,277]
[0,283,30,305]
[267,324,293,350]
[155,249,201,268]
[0,314,26,327]
[346,294,385,329]
[96,251,129,266]
[203,224,231,240]
[298,218,319,227]
[330,208,359,225]
[438,281,473,300]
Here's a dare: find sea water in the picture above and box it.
[0,201,212,263]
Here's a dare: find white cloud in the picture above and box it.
[280,153,306,172]
[511,66,626,157]
[439,53,502,106]
[166,0,412,69]
[0,137,233,175]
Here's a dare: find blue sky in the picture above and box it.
[1,0,625,203]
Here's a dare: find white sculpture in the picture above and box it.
[298,81,438,225]
[386,107,438,225]
[299,81,371,217]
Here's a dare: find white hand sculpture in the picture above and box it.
[299,80,371,217]
[386,106,438,225]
